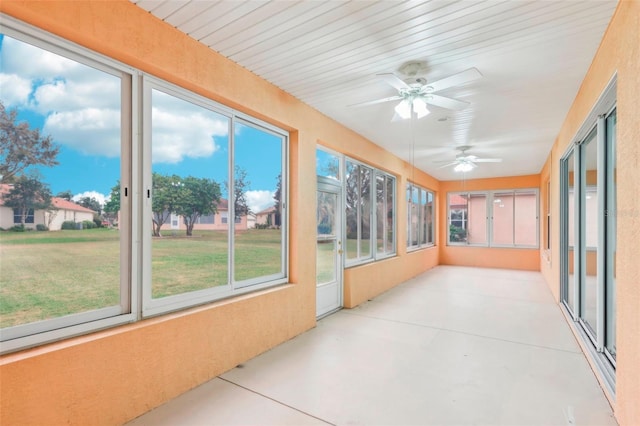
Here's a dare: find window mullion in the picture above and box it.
[357,166,362,259]
[596,115,607,350]
[512,191,516,246]
[229,117,236,288]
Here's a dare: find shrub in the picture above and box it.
[449,224,467,242]
[82,220,96,229]
[9,224,26,232]
[36,224,49,231]
[317,223,331,234]
[93,214,104,228]
[254,223,270,230]
[61,221,76,230]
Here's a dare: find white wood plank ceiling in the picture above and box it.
[131,0,618,181]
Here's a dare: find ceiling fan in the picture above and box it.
[350,63,482,120]
[435,146,502,172]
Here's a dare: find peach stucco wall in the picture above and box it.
[438,175,541,271]
[539,1,640,424]
[0,1,440,425]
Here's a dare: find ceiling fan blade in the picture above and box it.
[437,162,459,169]
[473,158,503,163]
[425,94,470,111]
[425,67,482,92]
[348,95,402,107]
[377,73,410,91]
[391,112,404,122]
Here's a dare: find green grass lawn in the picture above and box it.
[316,240,336,284]
[0,228,283,328]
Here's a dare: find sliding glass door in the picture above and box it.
[560,107,616,368]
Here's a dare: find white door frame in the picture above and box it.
[316,178,343,318]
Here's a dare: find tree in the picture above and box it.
[3,174,53,226]
[344,163,371,239]
[56,190,73,201]
[103,181,121,225]
[174,176,221,236]
[0,101,60,183]
[151,173,184,237]
[227,166,250,219]
[273,173,282,228]
[76,196,102,214]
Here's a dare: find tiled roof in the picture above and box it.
[449,194,468,206]
[217,198,229,210]
[52,198,95,213]
[0,184,95,213]
[256,206,277,215]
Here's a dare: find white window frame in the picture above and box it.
[489,189,540,249]
[447,191,488,246]
[231,117,289,290]
[375,171,396,258]
[344,157,397,266]
[447,189,539,248]
[316,149,396,267]
[142,77,289,317]
[0,16,137,354]
[344,159,374,264]
[407,183,435,251]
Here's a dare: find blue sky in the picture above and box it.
[1,34,281,213]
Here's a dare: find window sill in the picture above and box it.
[407,244,436,253]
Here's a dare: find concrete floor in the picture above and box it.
[126,266,616,426]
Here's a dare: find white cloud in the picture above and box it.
[72,190,108,206]
[1,35,121,157]
[2,36,94,82]
[0,74,31,107]
[245,190,274,213]
[1,35,230,163]
[151,108,222,163]
[32,74,120,114]
[43,108,121,157]
[150,91,229,164]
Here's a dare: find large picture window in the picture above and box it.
[0,25,133,351]
[407,183,434,250]
[0,20,288,352]
[143,79,288,316]
[448,190,538,247]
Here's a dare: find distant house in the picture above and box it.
[167,198,250,232]
[255,206,280,228]
[0,184,96,231]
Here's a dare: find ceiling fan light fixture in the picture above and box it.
[413,97,430,118]
[454,162,474,173]
[394,100,412,120]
